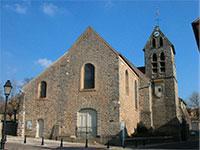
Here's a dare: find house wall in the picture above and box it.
[118,57,140,136]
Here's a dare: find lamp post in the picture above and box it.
[1,80,12,150]
[85,114,88,148]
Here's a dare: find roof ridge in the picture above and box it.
[88,27,149,80]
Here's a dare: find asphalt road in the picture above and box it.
[137,139,199,149]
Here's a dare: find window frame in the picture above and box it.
[38,81,47,98]
[134,80,138,110]
[125,70,129,96]
[159,52,166,73]
[152,38,156,48]
[80,63,96,91]
[152,53,158,74]
[159,37,163,47]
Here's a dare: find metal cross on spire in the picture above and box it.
[155,9,160,27]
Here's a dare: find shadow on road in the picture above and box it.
[136,139,199,149]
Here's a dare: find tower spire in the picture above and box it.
[155,9,160,27]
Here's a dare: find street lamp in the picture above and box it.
[1,80,12,150]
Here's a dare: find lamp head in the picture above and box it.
[4,80,12,96]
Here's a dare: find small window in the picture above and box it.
[125,70,129,95]
[84,63,95,89]
[39,81,47,98]
[152,38,156,48]
[159,37,163,47]
[160,52,165,73]
[152,53,158,73]
[26,120,32,130]
[152,63,158,68]
[152,53,157,62]
[135,80,138,109]
[160,62,165,67]
[160,67,165,72]
[152,68,158,73]
[160,52,165,61]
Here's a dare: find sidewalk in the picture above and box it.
[6,136,102,148]
[5,136,133,150]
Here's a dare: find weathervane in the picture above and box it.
[155,9,160,27]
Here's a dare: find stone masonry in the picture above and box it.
[18,26,187,143]
[143,26,181,135]
[18,27,151,143]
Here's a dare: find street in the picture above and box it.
[138,140,199,149]
[137,139,199,149]
[5,143,106,150]
[3,136,199,150]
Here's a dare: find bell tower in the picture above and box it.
[143,26,181,132]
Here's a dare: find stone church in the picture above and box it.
[18,26,185,143]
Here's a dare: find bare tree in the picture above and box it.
[0,78,32,117]
[188,92,200,108]
[3,77,32,119]
[23,77,32,85]
[10,79,19,98]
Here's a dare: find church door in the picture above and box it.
[36,119,44,138]
[77,109,97,137]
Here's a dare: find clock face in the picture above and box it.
[154,31,160,37]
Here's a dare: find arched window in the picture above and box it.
[160,52,165,61]
[160,52,165,72]
[152,53,157,62]
[39,81,47,98]
[125,70,129,95]
[152,53,158,73]
[159,37,163,47]
[135,80,138,109]
[152,38,156,48]
[84,63,95,89]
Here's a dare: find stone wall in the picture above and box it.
[143,27,180,132]
[138,78,152,128]
[21,27,122,141]
[118,57,140,136]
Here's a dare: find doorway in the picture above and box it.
[77,108,97,137]
[36,119,44,138]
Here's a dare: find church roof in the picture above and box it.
[85,27,149,81]
[118,54,149,81]
[191,17,200,50]
[137,66,145,74]
[23,26,149,90]
[179,97,187,106]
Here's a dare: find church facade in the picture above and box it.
[18,26,184,143]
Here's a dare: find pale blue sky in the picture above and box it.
[0,0,199,102]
